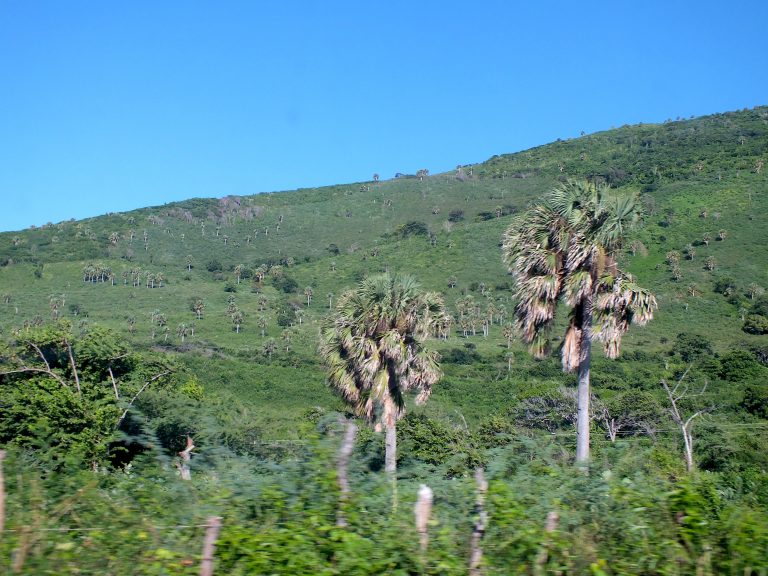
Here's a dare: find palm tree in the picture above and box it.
[304,286,313,307]
[192,299,205,320]
[502,179,657,464]
[185,255,194,271]
[263,338,277,359]
[231,309,244,333]
[318,273,446,474]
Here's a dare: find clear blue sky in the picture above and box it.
[1,1,766,232]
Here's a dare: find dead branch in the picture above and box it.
[116,371,171,428]
[108,367,119,400]
[0,367,69,389]
[64,338,81,397]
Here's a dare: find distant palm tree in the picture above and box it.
[318,273,446,474]
[193,299,205,320]
[263,338,277,359]
[231,309,244,333]
[502,179,656,464]
[304,286,314,307]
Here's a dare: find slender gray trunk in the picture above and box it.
[385,420,397,474]
[576,296,593,464]
[469,467,488,576]
[336,421,358,527]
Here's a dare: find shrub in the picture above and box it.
[448,209,465,222]
[743,314,768,335]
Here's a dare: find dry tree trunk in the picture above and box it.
[178,436,194,481]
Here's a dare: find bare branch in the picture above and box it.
[0,367,69,389]
[108,367,119,400]
[116,371,171,428]
[24,341,52,372]
[64,338,81,397]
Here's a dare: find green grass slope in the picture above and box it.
[1,106,767,433]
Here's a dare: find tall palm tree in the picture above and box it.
[502,179,657,463]
[318,273,446,474]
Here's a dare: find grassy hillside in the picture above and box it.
[1,106,767,434]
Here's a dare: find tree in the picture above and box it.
[231,308,244,333]
[185,255,194,271]
[263,338,277,359]
[304,286,313,307]
[662,368,713,472]
[747,282,765,300]
[192,298,205,320]
[502,179,657,464]
[318,273,446,474]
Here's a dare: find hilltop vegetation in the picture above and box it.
[1,107,767,573]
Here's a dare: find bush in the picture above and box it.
[272,275,299,294]
[394,220,429,239]
[672,332,714,362]
[448,209,465,222]
[743,314,768,335]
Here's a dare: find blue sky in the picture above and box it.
[1,1,766,232]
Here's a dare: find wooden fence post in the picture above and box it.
[199,516,222,576]
[533,511,559,576]
[414,484,433,555]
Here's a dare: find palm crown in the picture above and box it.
[502,179,655,366]
[319,273,445,423]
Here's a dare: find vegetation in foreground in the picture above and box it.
[0,107,767,573]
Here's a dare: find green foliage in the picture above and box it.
[743,314,768,335]
[672,332,714,362]
[742,385,768,418]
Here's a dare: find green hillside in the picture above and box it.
[1,106,768,574]
[1,107,766,416]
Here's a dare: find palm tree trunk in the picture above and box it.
[384,398,397,474]
[576,297,593,464]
